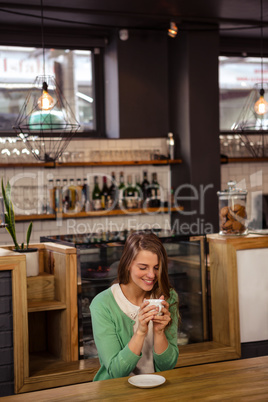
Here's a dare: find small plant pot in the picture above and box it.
[14,248,39,277]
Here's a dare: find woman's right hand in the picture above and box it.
[129,300,158,356]
[137,300,158,335]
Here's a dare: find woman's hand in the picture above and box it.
[137,299,158,335]
[152,295,171,334]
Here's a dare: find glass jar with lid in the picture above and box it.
[217,180,248,236]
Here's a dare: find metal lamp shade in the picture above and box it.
[13,75,80,163]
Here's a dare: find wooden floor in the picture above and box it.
[2,356,268,401]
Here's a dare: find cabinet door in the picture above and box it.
[164,238,207,344]
[236,248,268,342]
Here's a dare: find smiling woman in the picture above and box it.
[90,231,179,381]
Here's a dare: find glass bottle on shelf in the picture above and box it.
[170,186,174,208]
[141,170,150,206]
[150,172,161,208]
[108,172,117,209]
[101,176,109,210]
[124,175,136,209]
[62,178,69,212]
[68,178,76,211]
[134,174,142,208]
[82,178,90,212]
[75,178,83,212]
[47,179,55,214]
[118,171,125,208]
[92,176,102,211]
[55,179,63,214]
[167,132,174,159]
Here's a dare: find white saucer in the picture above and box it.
[128,374,166,388]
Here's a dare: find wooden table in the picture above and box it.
[2,356,268,401]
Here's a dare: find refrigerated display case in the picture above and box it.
[41,230,208,359]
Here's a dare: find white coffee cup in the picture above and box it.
[146,299,163,316]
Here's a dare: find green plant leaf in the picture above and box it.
[1,178,19,249]
[1,179,9,213]
[26,222,33,248]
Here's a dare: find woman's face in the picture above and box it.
[128,249,159,292]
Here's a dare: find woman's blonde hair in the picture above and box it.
[117,231,172,299]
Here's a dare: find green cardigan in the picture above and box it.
[90,287,179,381]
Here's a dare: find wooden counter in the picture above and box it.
[207,233,268,346]
[2,356,268,401]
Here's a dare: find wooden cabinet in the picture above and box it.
[207,233,268,347]
[0,243,79,393]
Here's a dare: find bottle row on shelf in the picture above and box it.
[47,170,172,215]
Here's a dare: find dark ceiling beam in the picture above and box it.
[0,2,267,29]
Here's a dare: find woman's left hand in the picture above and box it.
[152,295,171,333]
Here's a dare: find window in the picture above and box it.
[219,56,268,131]
[0,46,103,136]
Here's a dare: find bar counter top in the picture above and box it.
[2,356,268,401]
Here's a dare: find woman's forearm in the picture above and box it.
[128,329,147,356]
[153,330,169,354]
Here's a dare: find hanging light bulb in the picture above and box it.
[168,22,178,38]
[13,0,80,163]
[254,88,268,115]
[37,81,55,110]
[254,0,268,116]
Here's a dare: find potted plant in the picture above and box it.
[1,178,39,276]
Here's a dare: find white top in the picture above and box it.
[111,283,155,375]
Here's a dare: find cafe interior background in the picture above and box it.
[1,0,268,242]
[1,0,268,397]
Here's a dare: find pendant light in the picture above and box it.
[232,0,268,157]
[38,81,55,110]
[13,0,80,163]
[168,22,178,38]
[254,0,268,115]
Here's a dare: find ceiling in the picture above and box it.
[0,0,268,39]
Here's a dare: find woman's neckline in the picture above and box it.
[119,283,150,306]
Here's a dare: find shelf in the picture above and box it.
[27,300,67,313]
[0,159,182,168]
[15,213,56,221]
[221,156,268,163]
[29,352,99,378]
[15,207,184,222]
[62,206,183,218]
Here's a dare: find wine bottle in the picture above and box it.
[101,176,109,210]
[141,170,150,206]
[62,178,69,212]
[108,172,117,209]
[68,178,76,211]
[92,176,102,211]
[150,172,161,208]
[47,179,55,214]
[170,186,174,208]
[75,178,83,212]
[124,175,136,209]
[118,171,125,208]
[82,178,90,212]
[55,179,63,213]
[134,174,142,208]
